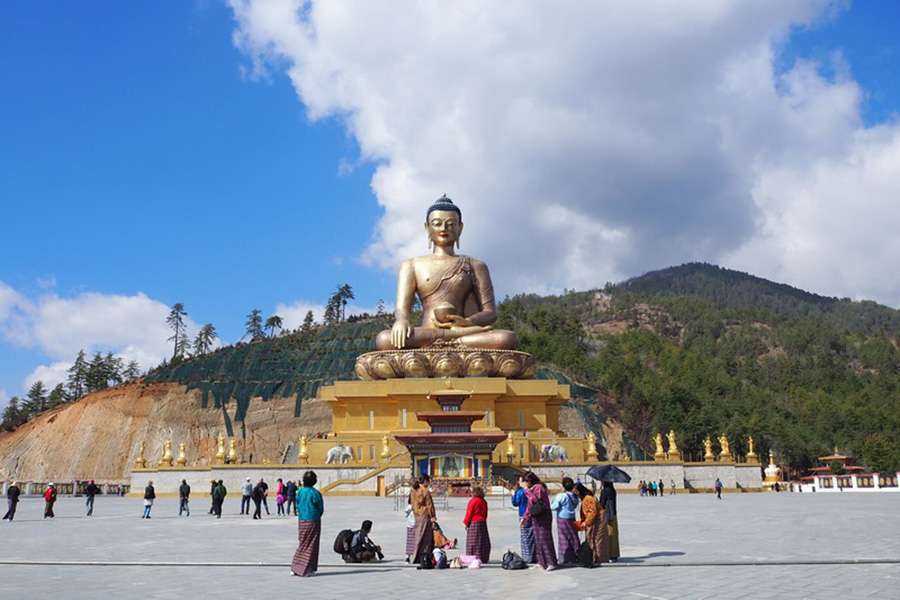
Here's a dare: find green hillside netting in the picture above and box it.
[145,321,384,420]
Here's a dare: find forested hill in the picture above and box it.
[619,263,900,336]
[497,263,900,475]
[123,262,900,474]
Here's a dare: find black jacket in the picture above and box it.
[179,483,191,499]
[7,485,20,502]
[144,485,156,500]
[85,483,100,497]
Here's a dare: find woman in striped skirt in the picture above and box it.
[521,471,558,571]
[512,478,535,562]
[404,493,417,562]
[463,485,491,563]
[291,470,324,577]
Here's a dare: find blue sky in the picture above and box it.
[2,1,900,403]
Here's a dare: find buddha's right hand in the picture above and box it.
[390,319,413,349]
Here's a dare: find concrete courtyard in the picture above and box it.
[1,491,897,599]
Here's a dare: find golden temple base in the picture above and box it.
[354,347,536,380]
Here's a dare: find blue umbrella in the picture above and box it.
[586,464,632,483]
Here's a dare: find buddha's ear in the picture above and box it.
[458,221,464,237]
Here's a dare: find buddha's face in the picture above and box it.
[425,209,463,248]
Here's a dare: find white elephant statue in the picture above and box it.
[325,444,354,465]
[540,443,568,463]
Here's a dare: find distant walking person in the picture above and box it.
[463,485,491,563]
[252,479,265,520]
[404,494,416,562]
[84,480,101,516]
[511,477,535,563]
[241,478,253,515]
[3,482,21,521]
[291,470,324,577]
[715,478,723,500]
[43,483,57,519]
[670,479,676,495]
[178,479,191,516]
[574,483,609,566]
[600,481,620,562]
[212,480,227,518]
[284,480,297,516]
[658,479,665,497]
[208,479,217,514]
[551,476,580,565]
[521,471,558,571]
[260,479,270,515]
[276,478,286,516]
[142,481,155,518]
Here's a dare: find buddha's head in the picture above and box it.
[426,194,463,249]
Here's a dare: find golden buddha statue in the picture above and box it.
[746,435,759,463]
[718,433,732,461]
[159,439,174,467]
[703,436,715,462]
[176,442,187,466]
[375,195,516,351]
[227,438,238,464]
[666,430,681,461]
[653,432,666,461]
[134,441,147,469]
[214,433,226,464]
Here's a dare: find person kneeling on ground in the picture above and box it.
[343,520,384,563]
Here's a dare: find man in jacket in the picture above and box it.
[251,479,265,520]
[240,478,253,515]
[284,480,297,515]
[3,482,20,521]
[142,481,156,518]
[178,479,191,516]
[84,480,101,516]
[212,480,226,518]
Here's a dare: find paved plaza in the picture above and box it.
[1,491,897,599]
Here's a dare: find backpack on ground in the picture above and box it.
[333,529,354,555]
[576,541,595,568]
[433,548,449,569]
[501,550,528,570]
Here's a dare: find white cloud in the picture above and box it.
[229,1,900,306]
[0,283,200,394]
[275,301,324,330]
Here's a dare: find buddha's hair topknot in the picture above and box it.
[426,194,462,221]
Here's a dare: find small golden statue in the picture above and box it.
[214,434,226,464]
[159,439,174,467]
[176,442,187,466]
[380,434,391,459]
[746,435,759,463]
[586,431,598,460]
[653,432,666,461]
[298,434,309,463]
[505,432,516,460]
[226,438,238,464]
[375,196,516,351]
[718,433,732,462]
[666,430,681,461]
[703,436,715,462]
[134,441,147,469]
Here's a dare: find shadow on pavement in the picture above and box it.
[619,551,686,563]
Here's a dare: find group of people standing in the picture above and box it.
[512,472,620,570]
[638,479,675,496]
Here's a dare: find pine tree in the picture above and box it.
[193,323,217,355]
[24,381,47,417]
[323,300,339,326]
[265,315,283,338]
[166,303,189,360]
[85,352,109,393]
[47,384,66,408]
[1,396,23,430]
[105,352,124,385]
[337,283,355,321]
[66,349,89,400]
[123,360,142,381]
[302,310,315,334]
[245,309,264,341]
